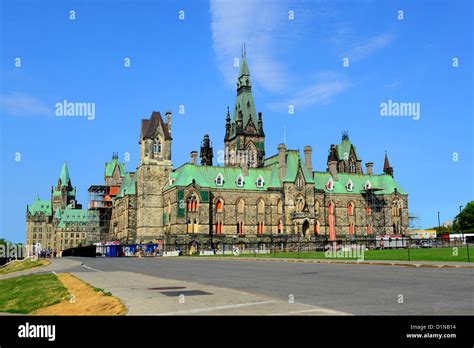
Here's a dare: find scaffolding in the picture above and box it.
[87,185,114,242]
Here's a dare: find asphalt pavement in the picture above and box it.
[70,257,474,315]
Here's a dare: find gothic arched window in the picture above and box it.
[347,202,354,216]
[296,196,306,212]
[257,199,265,215]
[237,199,245,214]
[216,199,224,213]
[153,140,162,155]
[277,199,283,215]
[187,193,199,212]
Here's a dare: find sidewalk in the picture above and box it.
[179,256,474,268]
[72,270,350,316]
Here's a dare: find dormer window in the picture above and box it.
[325,178,334,191]
[364,180,372,190]
[346,179,353,192]
[256,175,264,188]
[215,173,224,187]
[236,174,244,187]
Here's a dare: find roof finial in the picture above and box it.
[242,43,246,58]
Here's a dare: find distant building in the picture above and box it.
[25,162,99,254]
[407,230,437,239]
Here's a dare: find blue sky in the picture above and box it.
[1,0,472,243]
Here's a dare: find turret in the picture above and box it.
[200,134,213,166]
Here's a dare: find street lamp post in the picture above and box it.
[437,212,441,231]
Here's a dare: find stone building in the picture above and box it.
[26,162,99,254]
[109,53,409,246]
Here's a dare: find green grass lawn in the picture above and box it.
[0,258,49,276]
[0,273,69,314]
[197,247,473,262]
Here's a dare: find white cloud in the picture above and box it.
[343,33,394,61]
[210,1,391,109]
[210,0,291,92]
[269,79,351,110]
[0,92,51,116]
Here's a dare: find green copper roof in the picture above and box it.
[105,158,126,177]
[165,147,406,195]
[52,187,76,197]
[53,207,62,220]
[59,161,71,186]
[336,138,360,161]
[57,208,99,228]
[264,150,315,184]
[127,174,137,195]
[165,163,278,191]
[230,55,258,138]
[27,196,52,216]
[116,172,136,198]
[313,172,407,195]
[239,56,251,84]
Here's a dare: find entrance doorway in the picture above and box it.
[302,220,310,236]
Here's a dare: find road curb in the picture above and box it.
[177,256,474,269]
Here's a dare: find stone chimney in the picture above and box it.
[304,146,313,174]
[365,162,374,175]
[190,151,198,165]
[165,111,172,134]
[242,161,249,176]
[278,143,287,181]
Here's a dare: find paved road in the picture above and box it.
[70,257,473,315]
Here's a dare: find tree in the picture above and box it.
[430,226,452,234]
[453,201,474,232]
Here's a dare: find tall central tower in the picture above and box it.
[224,49,265,168]
[136,110,173,242]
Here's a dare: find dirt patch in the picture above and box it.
[34,273,127,315]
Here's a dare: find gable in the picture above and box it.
[141,111,171,141]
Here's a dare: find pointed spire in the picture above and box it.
[238,44,251,85]
[383,151,394,177]
[225,107,231,142]
[383,151,390,169]
[59,161,71,186]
